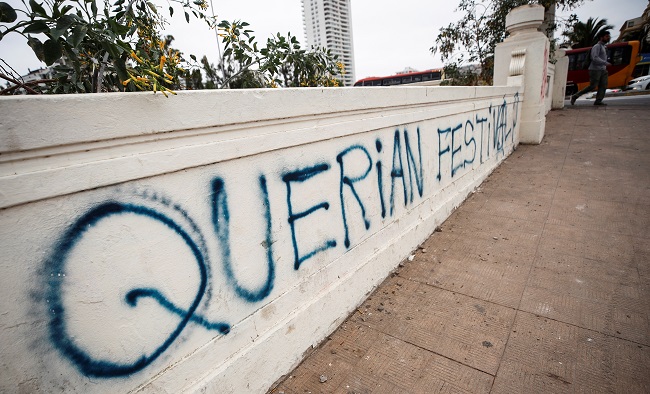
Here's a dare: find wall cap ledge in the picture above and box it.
[506,5,545,35]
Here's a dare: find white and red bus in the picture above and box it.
[354,69,443,87]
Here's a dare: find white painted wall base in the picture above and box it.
[519,116,546,144]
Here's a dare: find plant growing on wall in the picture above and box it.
[0,0,212,95]
[212,20,343,88]
[1,5,342,94]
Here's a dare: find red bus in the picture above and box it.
[565,41,641,95]
[354,69,443,86]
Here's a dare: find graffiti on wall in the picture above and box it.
[44,95,519,378]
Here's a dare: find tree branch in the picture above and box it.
[95,52,110,92]
[0,73,42,95]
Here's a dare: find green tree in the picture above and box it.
[1,6,342,94]
[199,55,218,89]
[562,17,614,48]
[432,0,590,85]
[262,32,343,87]
[0,0,210,95]
[200,20,342,89]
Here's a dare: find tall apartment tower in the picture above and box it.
[301,0,356,86]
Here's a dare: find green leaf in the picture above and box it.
[64,46,80,74]
[184,11,189,23]
[70,25,87,47]
[91,0,97,17]
[107,17,125,35]
[0,2,18,23]
[113,58,129,83]
[100,41,120,59]
[23,21,50,34]
[51,14,75,39]
[27,37,45,62]
[190,54,197,61]
[168,6,173,17]
[61,4,73,14]
[29,0,47,17]
[43,39,63,65]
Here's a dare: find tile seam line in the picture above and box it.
[395,277,650,348]
[489,114,577,393]
[353,276,500,379]
[358,323,498,379]
[400,276,522,312]
[513,309,650,347]
[390,276,650,350]
[540,220,650,241]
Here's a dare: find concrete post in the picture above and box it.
[552,49,569,109]
[493,5,549,144]
[545,62,555,114]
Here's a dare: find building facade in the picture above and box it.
[301,0,356,86]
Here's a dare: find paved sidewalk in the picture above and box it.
[270,99,650,394]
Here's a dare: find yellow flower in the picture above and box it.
[130,51,144,64]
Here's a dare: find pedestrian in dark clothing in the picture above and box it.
[570,30,612,106]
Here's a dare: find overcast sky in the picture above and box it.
[0,0,645,81]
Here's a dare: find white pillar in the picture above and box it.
[546,62,555,114]
[493,5,549,144]
[552,49,569,109]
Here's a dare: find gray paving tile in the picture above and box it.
[492,313,650,394]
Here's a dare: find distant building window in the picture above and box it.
[627,21,635,28]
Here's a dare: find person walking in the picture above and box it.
[570,30,611,106]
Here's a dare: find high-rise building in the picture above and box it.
[301,0,356,86]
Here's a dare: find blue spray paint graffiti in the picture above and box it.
[337,146,372,248]
[282,163,337,269]
[212,176,276,302]
[390,130,407,216]
[46,202,230,378]
[437,97,518,179]
[404,128,424,204]
[476,114,488,164]
[44,94,521,378]
[463,120,477,168]
[375,139,387,218]
[125,288,230,332]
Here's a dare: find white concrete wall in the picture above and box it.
[0,86,522,393]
